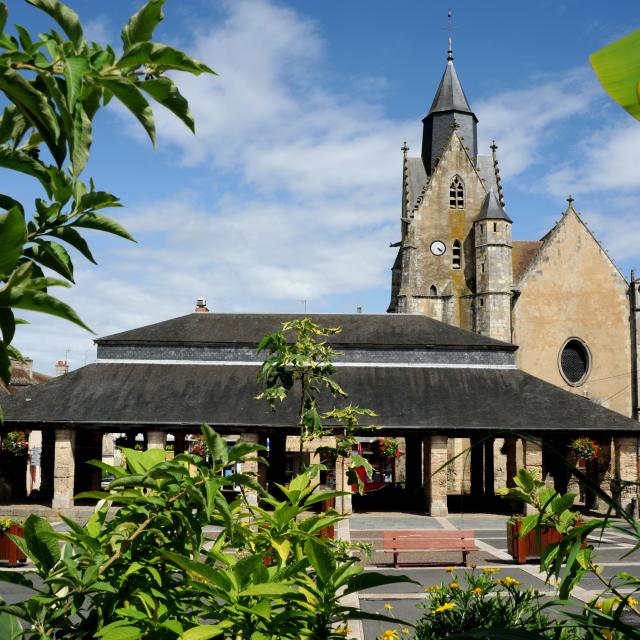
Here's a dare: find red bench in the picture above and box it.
[382,530,476,568]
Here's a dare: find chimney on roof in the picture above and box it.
[23,357,33,380]
[55,360,69,376]
[195,297,209,313]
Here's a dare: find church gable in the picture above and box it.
[512,206,632,416]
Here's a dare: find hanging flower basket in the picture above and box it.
[0,431,28,456]
[570,436,599,463]
[378,437,402,459]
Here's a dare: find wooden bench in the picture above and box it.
[382,530,476,568]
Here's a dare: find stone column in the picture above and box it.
[241,433,260,507]
[146,431,165,450]
[493,437,507,493]
[448,437,467,495]
[52,429,76,510]
[614,436,637,514]
[504,437,518,488]
[424,435,448,516]
[470,435,484,500]
[334,437,352,515]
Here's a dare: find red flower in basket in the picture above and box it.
[378,437,402,459]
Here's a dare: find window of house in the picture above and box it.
[449,176,464,209]
[452,240,462,269]
[430,285,438,296]
[481,263,484,273]
[559,338,591,386]
[493,222,497,232]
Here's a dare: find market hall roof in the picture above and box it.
[2,361,638,434]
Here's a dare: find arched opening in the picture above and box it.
[452,240,462,269]
[449,176,464,209]
[429,285,438,296]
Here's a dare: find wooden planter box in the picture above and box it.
[0,525,26,567]
[507,520,564,564]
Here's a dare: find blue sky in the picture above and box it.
[5,0,640,373]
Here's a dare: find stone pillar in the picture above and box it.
[424,435,448,516]
[493,437,507,493]
[334,438,352,515]
[147,431,165,450]
[174,432,186,455]
[52,429,76,510]
[614,436,638,515]
[241,433,260,507]
[505,437,518,488]
[448,437,466,495]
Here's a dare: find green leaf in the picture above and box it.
[117,42,215,75]
[591,28,640,120]
[1,285,92,333]
[0,308,15,345]
[0,67,64,166]
[0,341,11,385]
[63,55,89,110]
[44,226,95,263]
[22,514,59,572]
[26,241,75,281]
[100,77,155,145]
[139,77,194,132]
[238,583,293,597]
[78,190,122,211]
[0,4,7,34]
[121,0,165,50]
[72,213,134,241]
[0,610,22,640]
[120,447,166,474]
[70,103,92,174]
[94,621,142,640]
[26,0,83,50]
[180,622,234,640]
[0,147,51,196]
[0,206,26,277]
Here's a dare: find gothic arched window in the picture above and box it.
[449,176,464,209]
[429,285,438,296]
[452,240,462,269]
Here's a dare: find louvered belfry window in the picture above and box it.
[560,339,590,385]
[449,176,464,209]
[452,240,462,269]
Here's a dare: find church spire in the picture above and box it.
[421,19,478,174]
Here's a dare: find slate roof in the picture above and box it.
[1,362,636,433]
[428,60,476,118]
[475,155,498,193]
[406,157,428,212]
[96,313,513,350]
[477,190,512,223]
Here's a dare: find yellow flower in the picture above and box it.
[336,624,351,636]
[472,587,483,595]
[482,567,499,575]
[627,596,638,607]
[424,585,440,593]
[593,601,603,610]
[402,629,410,636]
[446,566,455,573]
[470,563,477,569]
[449,582,459,589]
[504,576,521,586]
[384,603,394,610]
[382,631,399,640]
[434,602,458,613]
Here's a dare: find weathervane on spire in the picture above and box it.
[447,10,454,61]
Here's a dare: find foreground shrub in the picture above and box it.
[414,567,583,640]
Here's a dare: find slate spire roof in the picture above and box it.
[477,189,513,223]
[427,47,475,118]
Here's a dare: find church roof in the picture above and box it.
[427,59,475,118]
[97,312,510,350]
[406,158,429,212]
[2,361,636,433]
[512,241,544,285]
[477,190,512,222]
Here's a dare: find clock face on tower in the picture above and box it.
[430,240,446,256]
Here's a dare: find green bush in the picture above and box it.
[414,567,582,640]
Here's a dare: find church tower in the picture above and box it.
[388,39,509,337]
[474,191,513,342]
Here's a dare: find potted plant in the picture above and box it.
[570,436,599,468]
[497,468,582,564]
[0,518,26,567]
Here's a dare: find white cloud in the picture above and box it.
[476,68,601,178]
